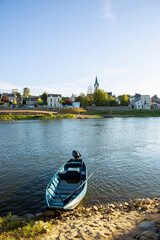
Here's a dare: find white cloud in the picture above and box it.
[101,0,116,23]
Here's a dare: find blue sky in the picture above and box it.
[0,0,160,97]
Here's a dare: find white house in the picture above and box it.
[47,94,62,108]
[131,94,150,109]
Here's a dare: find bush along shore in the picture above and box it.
[0,113,77,121]
[0,112,101,121]
[1,109,160,120]
[0,197,160,240]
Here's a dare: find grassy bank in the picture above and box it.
[0,213,51,240]
[1,109,160,120]
[0,113,101,121]
[0,113,77,121]
[86,109,160,117]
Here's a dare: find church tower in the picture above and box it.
[94,76,99,92]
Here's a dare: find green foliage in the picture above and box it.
[98,208,106,212]
[0,213,47,239]
[120,94,130,106]
[20,220,44,238]
[75,94,84,106]
[64,113,76,119]
[76,94,93,107]
[41,92,47,105]
[23,88,30,97]
[0,113,78,121]
[59,99,65,105]
[93,89,108,106]
[86,109,160,117]
[82,95,93,107]
[2,95,9,102]
[0,101,4,105]
[22,97,27,104]
[15,92,21,97]
[109,97,118,106]
[37,98,42,105]
[64,98,72,105]
[62,96,69,100]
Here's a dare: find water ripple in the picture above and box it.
[0,118,160,215]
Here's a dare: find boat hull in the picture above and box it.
[46,159,87,210]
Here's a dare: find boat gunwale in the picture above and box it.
[46,159,87,209]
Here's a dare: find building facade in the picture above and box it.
[47,94,62,108]
[26,96,40,106]
[2,93,16,103]
[131,94,150,109]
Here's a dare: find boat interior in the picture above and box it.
[47,159,86,207]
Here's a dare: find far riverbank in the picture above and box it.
[0,109,101,120]
[1,109,160,120]
[86,109,160,117]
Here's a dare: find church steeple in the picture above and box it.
[94,76,99,91]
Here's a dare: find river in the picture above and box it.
[0,118,160,215]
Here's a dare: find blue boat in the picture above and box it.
[46,151,91,210]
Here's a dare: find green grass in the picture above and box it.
[0,213,50,240]
[0,113,78,121]
[140,217,153,222]
[86,109,160,117]
[98,208,106,212]
[0,113,102,121]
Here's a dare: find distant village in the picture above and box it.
[0,77,160,110]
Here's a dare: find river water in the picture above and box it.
[0,118,160,215]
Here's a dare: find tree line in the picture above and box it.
[76,89,130,107]
[1,88,130,107]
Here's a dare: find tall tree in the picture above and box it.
[22,97,27,104]
[15,92,21,97]
[75,93,85,107]
[23,87,30,97]
[41,92,47,105]
[120,94,130,106]
[2,95,9,102]
[93,89,108,106]
[65,98,72,105]
[109,96,118,106]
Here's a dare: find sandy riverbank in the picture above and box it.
[38,197,160,240]
[1,197,159,239]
